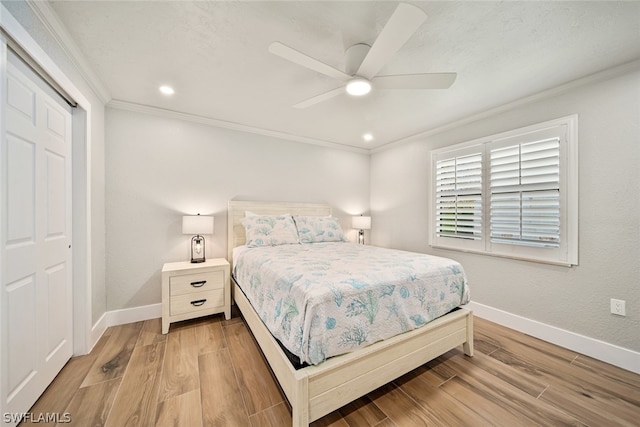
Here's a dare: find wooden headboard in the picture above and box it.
[227,200,332,266]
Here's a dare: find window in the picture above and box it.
[431,116,578,266]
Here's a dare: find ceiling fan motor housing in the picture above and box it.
[345,43,371,75]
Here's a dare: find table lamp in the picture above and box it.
[182,214,214,263]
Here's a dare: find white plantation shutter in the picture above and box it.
[436,153,482,240]
[431,116,578,266]
[490,137,560,247]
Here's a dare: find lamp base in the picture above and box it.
[358,229,365,245]
[190,235,206,263]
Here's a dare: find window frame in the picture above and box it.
[430,115,578,266]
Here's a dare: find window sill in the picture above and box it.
[429,244,577,267]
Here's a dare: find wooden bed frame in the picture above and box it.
[227,200,473,426]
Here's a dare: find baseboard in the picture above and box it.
[86,304,161,355]
[467,301,640,375]
[85,304,162,355]
[89,312,108,353]
[105,303,162,328]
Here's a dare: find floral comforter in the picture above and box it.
[233,242,470,365]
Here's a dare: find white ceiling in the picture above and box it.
[49,1,640,150]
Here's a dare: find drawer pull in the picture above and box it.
[191,299,207,307]
[190,280,206,288]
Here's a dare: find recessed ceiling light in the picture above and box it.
[159,85,175,95]
[363,133,373,142]
[346,77,371,96]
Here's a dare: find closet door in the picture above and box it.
[1,48,73,423]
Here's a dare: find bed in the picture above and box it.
[227,200,473,426]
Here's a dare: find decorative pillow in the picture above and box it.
[241,214,300,247]
[293,215,347,243]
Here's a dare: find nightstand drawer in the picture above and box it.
[170,270,224,296]
[170,289,225,316]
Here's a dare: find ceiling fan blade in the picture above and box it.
[269,42,351,82]
[293,86,345,109]
[373,73,457,89]
[357,3,427,79]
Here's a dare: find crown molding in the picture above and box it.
[26,0,111,103]
[374,58,640,154]
[107,99,370,155]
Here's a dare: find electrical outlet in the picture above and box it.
[610,299,626,316]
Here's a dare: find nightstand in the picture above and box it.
[161,258,230,334]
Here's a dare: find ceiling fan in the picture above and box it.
[269,3,457,109]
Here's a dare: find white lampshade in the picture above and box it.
[352,216,371,230]
[182,215,214,235]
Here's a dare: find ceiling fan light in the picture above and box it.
[159,85,175,95]
[346,78,372,96]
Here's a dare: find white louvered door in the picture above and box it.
[1,49,73,423]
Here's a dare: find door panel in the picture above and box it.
[45,263,67,358]
[5,134,35,246]
[6,276,37,401]
[46,150,66,237]
[2,49,73,423]
[6,71,35,121]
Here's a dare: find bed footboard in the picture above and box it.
[233,278,473,426]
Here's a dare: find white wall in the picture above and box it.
[371,68,640,354]
[105,108,370,311]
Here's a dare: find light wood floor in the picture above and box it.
[22,309,640,426]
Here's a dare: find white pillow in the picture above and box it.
[241,214,300,247]
[293,215,347,243]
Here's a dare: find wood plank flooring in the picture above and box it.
[21,309,640,426]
